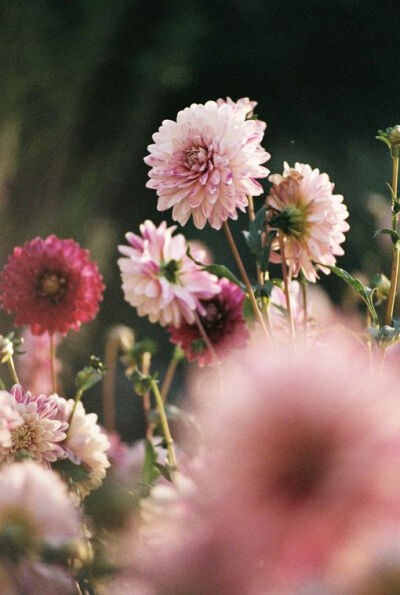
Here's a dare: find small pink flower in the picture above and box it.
[118,220,220,327]
[266,162,349,282]
[17,330,62,396]
[145,100,270,229]
[168,278,249,366]
[0,385,68,465]
[0,235,105,335]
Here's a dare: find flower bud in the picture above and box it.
[0,336,14,364]
[389,125,400,149]
[372,273,391,303]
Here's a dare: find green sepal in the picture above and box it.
[323,265,379,326]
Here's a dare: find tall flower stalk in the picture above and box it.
[384,145,400,325]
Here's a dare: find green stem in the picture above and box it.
[69,388,83,426]
[50,333,58,394]
[300,273,308,334]
[150,378,177,469]
[278,231,296,339]
[7,356,19,385]
[385,147,400,325]
[160,355,179,403]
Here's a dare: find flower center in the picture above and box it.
[37,270,68,304]
[185,147,200,167]
[11,424,35,451]
[159,259,181,284]
[270,206,309,239]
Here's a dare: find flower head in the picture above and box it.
[145,100,270,229]
[0,235,104,335]
[168,278,249,366]
[0,385,68,465]
[118,220,220,327]
[266,163,349,282]
[53,396,110,497]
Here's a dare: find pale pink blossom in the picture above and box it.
[118,220,220,327]
[17,329,62,396]
[266,162,349,282]
[0,461,81,594]
[53,395,110,497]
[145,100,270,229]
[0,391,22,448]
[0,385,67,465]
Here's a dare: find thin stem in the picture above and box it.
[50,333,58,394]
[300,274,308,334]
[160,356,178,403]
[223,221,270,339]
[278,231,296,339]
[68,388,83,426]
[150,378,177,468]
[141,351,152,438]
[247,194,256,222]
[194,311,220,365]
[7,356,19,385]
[102,332,119,433]
[385,148,400,325]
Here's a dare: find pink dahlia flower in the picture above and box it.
[266,162,349,282]
[0,235,104,335]
[0,391,22,449]
[168,278,249,366]
[145,100,270,229]
[0,385,67,465]
[118,220,220,327]
[17,330,62,396]
[53,395,110,497]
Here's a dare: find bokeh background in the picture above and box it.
[1,0,399,439]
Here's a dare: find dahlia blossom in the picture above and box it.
[266,162,349,282]
[53,396,110,497]
[0,235,104,335]
[0,385,67,465]
[145,100,270,229]
[183,339,400,591]
[0,461,81,594]
[0,391,22,449]
[118,220,220,327]
[168,278,249,366]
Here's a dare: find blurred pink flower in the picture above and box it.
[0,461,81,594]
[0,235,104,335]
[17,330,62,396]
[53,395,110,497]
[0,391,22,449]
[187,239,213,266]
[168,278,249,366]
[118,220,220,327]
[266,162,349,282]
[0,385,67,465]
[145,100,270,229]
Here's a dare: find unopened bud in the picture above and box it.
[0,337,14,364]
[372,273,391,303]
[389,125,400,149]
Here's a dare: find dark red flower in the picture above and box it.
[0,235,104,335]
[168,278,249,366]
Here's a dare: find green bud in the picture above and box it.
[389,125,400,149]
[132,368,154,396]
[372,274,391,303]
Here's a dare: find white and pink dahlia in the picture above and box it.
[145,100,270,229]
[118,220,220,327]
[54,396,110,497]
[266,162,349,282]
[0,391,22,448]
[0,385,67,465]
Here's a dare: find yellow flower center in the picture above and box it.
[11,424,35,451]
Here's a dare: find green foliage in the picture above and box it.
[373,228,400,244]
[243,206,276,273]
[53,458,90,484]
[141,439,160,486]
[75,356,106,393]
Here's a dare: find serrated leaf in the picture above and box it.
[323,265,379,326]
[373,228,399,243]
[141,439,160,486]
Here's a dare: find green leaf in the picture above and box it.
[242,296,254,321]
[254,281,273,299]
[53,458,90,483]
[15,449,35,461]
[373,228,400,244]
[75,356,106,393]
[154,462,173,482]
[203,264,245,290]
[0,378,5,390]
[141,439,160,486]
[324,265,379,326]
[369,325,400,348]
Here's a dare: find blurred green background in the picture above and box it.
[0,0,399,439]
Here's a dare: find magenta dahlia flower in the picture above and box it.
[168,278,249,366]
[0,235,104,335]
[118,220,220,327]
[145,100,270,229]
[266,163,349,282]
[0,385,68,465]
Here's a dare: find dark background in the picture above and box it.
[0,0,398,439]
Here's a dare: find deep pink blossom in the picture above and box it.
[0,235,104,335]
